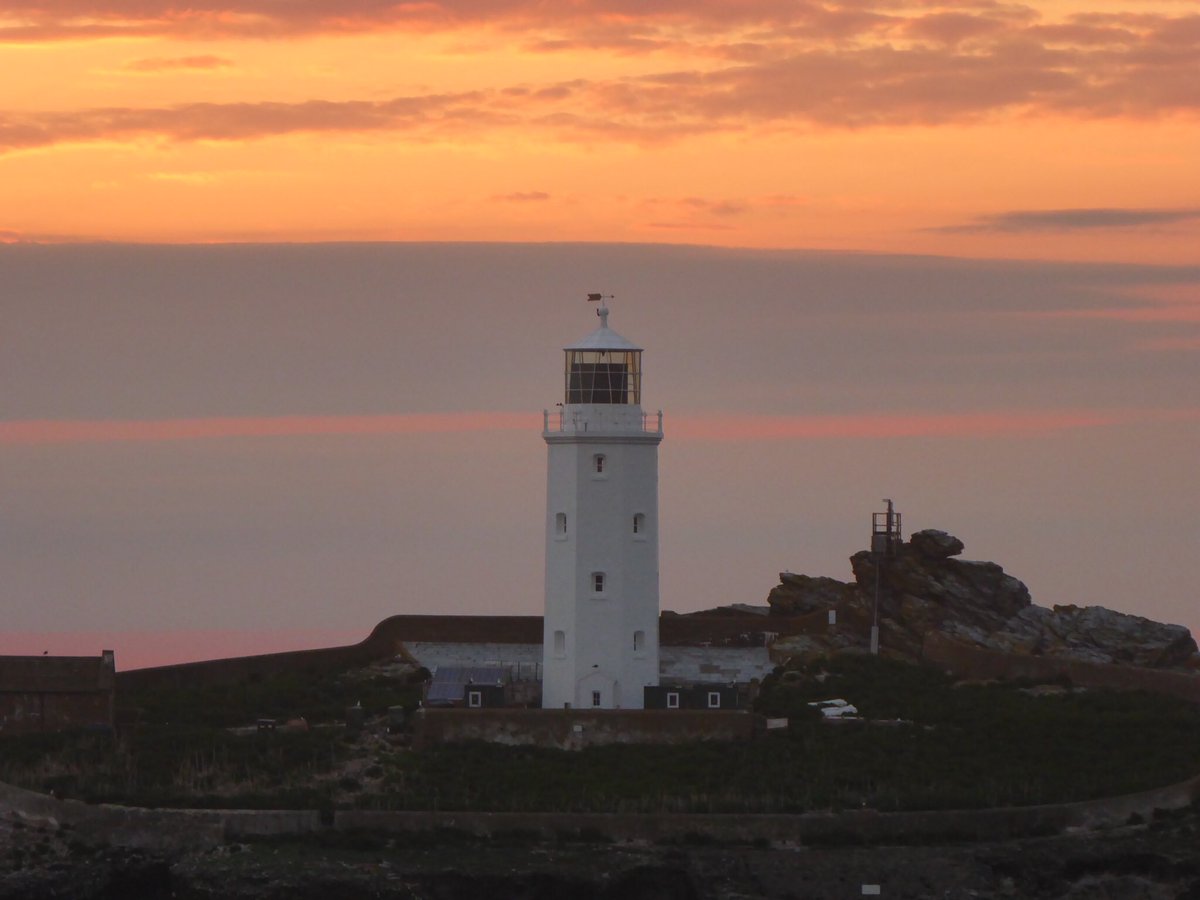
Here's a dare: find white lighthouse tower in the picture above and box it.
[541,297,663,710]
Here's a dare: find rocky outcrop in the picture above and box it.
[989,604,1197,668]
[768,529,1198,670]
[767,573,854,616]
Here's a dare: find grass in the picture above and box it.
[4,654,1198,814]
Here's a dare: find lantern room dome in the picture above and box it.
[564,323,641,352]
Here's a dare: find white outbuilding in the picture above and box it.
[541,299,663,709]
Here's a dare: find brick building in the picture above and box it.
[0,651,116,734]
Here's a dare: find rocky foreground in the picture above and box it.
[766,529,1199,670]
[4,804,1200,899]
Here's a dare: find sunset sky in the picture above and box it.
[3,0,1199,260]
[1,1,1198,668]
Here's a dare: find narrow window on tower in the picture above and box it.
[593,454,606,475]
[633,630,645,653]
[553,630,566,657]
[633,513,646,538]
[555,512,567,539]
[592,572,605,594]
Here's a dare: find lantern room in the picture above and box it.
[562,306,643,405]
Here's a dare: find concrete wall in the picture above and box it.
[413,708,756,750]
[922,632,1200,703]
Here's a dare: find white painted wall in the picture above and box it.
[542,407,662,709]
[658,646,774,684]
[403,642,542,671]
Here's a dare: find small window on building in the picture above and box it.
[667,692,680,709]
[592,691,602,707]
[633,513,645,535]
[592,572,605,594]
[633,630,645,652]
[555,512,567,536]
[468,690,482,708]
[593,454,606,474]
[707,692,721,709]
[554,630,566,657]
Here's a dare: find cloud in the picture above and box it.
[669,409,1199,441]
[936,208,1200,233]
[1022,305,1200,324]
[123,55,233,72]
[0,92,495,153]
[0,227,104,243]
[148,171,221,185]
[7,408,1195,448]
[491,191,550,202]
[2,9,1199,151]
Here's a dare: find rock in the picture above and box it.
[764,528,1197,672]
[909,529,965,560]
[986,604,1198,668]
[767,573,852,615]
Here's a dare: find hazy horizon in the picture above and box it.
[3,241,1196,669]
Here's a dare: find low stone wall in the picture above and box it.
[336,773,1200,845]
[413,708,757,750]
[4,771,1198,850]
[922,632,1200,703]
[0,780,320,851]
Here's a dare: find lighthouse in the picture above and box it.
[541,297,663,709]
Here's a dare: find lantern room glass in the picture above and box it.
[564,349,642,404]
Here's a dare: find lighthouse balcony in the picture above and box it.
[543,406,663,437]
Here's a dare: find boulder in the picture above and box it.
[909,529,964,560]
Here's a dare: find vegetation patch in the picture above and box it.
[4,655,1198,814]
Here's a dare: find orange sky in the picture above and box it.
[2,0,1198,261]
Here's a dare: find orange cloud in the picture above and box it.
[2,10,1195,157]
[5,409,1194,447]
[491,190,550,202]
[936,208,1200,233]
[668,409,1199,441]
[1023,306,1200,324]
[123,55,233,72]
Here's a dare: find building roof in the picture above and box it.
[426,665,508,704]
[564,323,642,352]
[0,654,115,693]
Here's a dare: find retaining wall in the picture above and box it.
[4,771,1198,851]
[341,772,1200,844]
[413,708,757,750]
[0,780,320,851]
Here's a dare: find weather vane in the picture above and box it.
[587,292,614,327]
